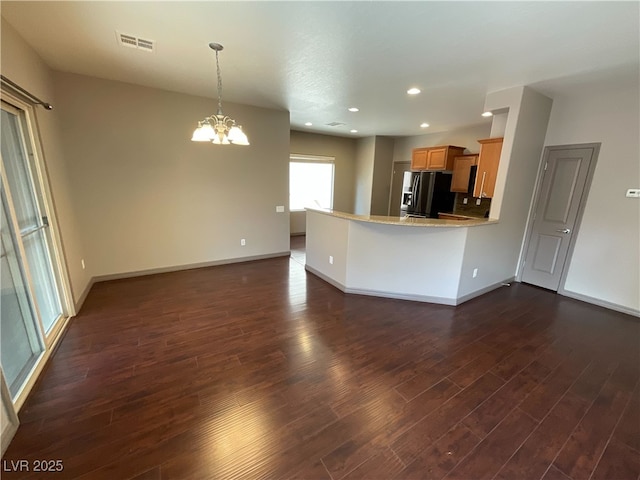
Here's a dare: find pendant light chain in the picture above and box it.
[190,42,249,145]
[215,48,223,116]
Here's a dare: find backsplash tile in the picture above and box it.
[453,193,491,218]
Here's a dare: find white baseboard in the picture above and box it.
[306,266,512,306]
[305,265,347,292]
[559,289,640,318]
[345,287,457,306]
[74,277,95,313]
[92,251,291,283]
[455,277,515,305]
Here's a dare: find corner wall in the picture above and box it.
[370,137,395,215]
[544,76,640,314]
[458,87,553,297]
[53,71,290,278]
[354,137,376,215]
[1,18,90,308]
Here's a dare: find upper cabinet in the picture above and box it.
[473,137,504,198]
[451,154,479,193]
[411,145,466,171]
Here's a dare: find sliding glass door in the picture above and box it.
[1,98,69,403]
[1,105,63,333]
[1,189,44,397]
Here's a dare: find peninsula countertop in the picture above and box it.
[306,208,498,228]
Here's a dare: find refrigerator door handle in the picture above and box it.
[411,174,419,207]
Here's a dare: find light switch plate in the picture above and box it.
[276,205,285,212]
[626,188,640,198]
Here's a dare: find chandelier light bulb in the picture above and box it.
[191,43,250,146]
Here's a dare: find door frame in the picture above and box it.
[517,143,600,292]
[1,369,19,455]
[1,90,75,410]
[1,92,75,322]
[388,161,411,216]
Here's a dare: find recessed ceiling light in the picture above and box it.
[482,111,493,117]
[407,88,421,95]
[350,129,358,133]
[304,122,312,126]
[420,123,430,128]
[348,107,359,112]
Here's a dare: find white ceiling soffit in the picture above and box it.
[2,1,638,138]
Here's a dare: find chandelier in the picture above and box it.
[191,43,249,146]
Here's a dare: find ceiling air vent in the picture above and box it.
[116,31,155,53]
[325,122,346,127]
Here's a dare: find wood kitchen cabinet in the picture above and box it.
[451,154,478,193]
[411,145,466,171]
[473,137,504,198]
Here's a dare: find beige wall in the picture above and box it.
[543,76,639,314]
[370,136,395,216]
[289,130,357,233]
[1,18,90,308]
[53,71,290,277]
[354,137,376,215]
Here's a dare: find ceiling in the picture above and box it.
[2,1,638,138]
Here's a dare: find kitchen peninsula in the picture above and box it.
[305,208,503,306]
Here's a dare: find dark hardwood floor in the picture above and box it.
[3,238,639,479]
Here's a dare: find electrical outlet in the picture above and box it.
[81,259,85,270]
[463,197,468,205]
[276,205,285,212]
[240,238,246,246]
[626,188,640,198]
[329,255,334,265]
[476,198,482,206]
[472,268,478,278]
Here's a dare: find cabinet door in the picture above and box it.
[473,138,503,198]
[451,155,478,192]
[411,149,428,170]
[426,148,447,170]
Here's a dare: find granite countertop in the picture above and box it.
[307,208,498,228]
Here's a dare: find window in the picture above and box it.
[289,155,335,211]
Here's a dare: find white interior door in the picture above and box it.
[521,145,597,290]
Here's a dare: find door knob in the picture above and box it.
[556,228,571,234]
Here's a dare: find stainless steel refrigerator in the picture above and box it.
[401,171,455,218]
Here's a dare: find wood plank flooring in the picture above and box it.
[3,237,639,479]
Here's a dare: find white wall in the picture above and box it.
[346,221,467,301]
[305,211,350,287]
[53,71,290,278]
[543,76,640,313]
[305,210,468,303]
[354,137,376,215]
[1,18,90,307]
